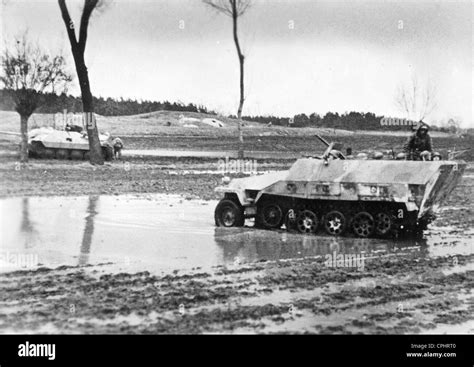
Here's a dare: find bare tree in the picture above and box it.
[446,118,461,135]
[58,0,105,165]
[395,74,437,122]
[0,32,72,162]
[204,0,251,159]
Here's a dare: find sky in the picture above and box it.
[1,0,473,126]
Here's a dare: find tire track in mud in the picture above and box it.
[0,253,472,334]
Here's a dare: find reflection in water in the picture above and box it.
[78,196,99,266]
[20,198,37,249]
[0,194,468,274]
[214,227,429,265]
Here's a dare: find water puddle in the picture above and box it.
[0,194,472,274]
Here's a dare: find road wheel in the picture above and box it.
[323,210,346,236]
[214,199,245,227]
[296,210,319,234]
[41,149,56,159]
[258,203,283,229]
[56,149,70,160]
[28,142,41,158]
[352,212,375,238]
[375,212,393,236]
[70,150,85,160]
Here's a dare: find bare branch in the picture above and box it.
[203,0,233,16]
[419,80,437,121]
[0,31,72,95]
[203,0,251,17]
[94,0,112,14]
[78,0,99,52]
[411,74,417,117]
[394,74,437,121]
[235,0,252,16]
[58,0,78,49]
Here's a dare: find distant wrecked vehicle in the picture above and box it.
[28,127,114,161]
[201,118,224,128]
[214,137,465,238]
[178,115,225,128]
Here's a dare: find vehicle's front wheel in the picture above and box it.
[214,199,245,227]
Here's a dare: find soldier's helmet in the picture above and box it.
[417,123,429,134]
[432,152,442,161]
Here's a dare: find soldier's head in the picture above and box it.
[417,123,429,136]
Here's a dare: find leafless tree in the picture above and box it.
[58,0,106,165]
[204,0,251,159]
[0,32,72,162]
[395,74,437,122]
[446,118,461,135]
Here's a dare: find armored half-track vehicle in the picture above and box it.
[214,139,465,238]
[28,127,114,161]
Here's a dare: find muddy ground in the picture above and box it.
[0,253,472,334]
[0,125,473,334]
[0,158,229,200]
[0,154,472,333]
[120,134,474,161]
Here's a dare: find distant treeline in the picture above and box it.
[241,112,425,131]
[0,89,213,116]
[239,112,451,131]
[242,112,393,130]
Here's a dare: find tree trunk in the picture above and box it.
[20,114,29,163]
[232,4,245,159]
[58,0,104,165]
[237,55,244,159]
[73,53,104,165]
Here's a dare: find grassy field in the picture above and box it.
[0,110,454,137]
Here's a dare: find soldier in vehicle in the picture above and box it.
[403,122,433,160]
